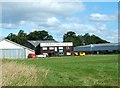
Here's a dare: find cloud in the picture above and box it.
[1,1,118,43]
[60,23,97,33]
[65,17,82,23]
[95,23,108,30]
[89,13,117,22]
[103,30,118,43]
[47,17,60,26]
[36,23,101,38]
[0,23,16,29]
[2,1,85,26]
[28,21,117,43]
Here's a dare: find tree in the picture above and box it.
[17,30,27,45]
[6,33,18,43]
[83,33,91,45]
[63,31,76,42]
[90,34,109,44]
[6,30,27,45]
[27,30,54,40]
[63,31,82,47]
[6,30,55,45]
[63,32,110,47]
[81,33,110,45]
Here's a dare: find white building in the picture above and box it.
[0,39,35,59]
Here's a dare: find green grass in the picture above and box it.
[2,54,118,86]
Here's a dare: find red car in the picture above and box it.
[28,53,36,58]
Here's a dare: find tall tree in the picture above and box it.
[27,30,54,40]
[90,34,109,44]
[6,30,27,45]
[63,31,82,47]
[17,30,27,45]
[63,32,110,47]
[6,33,18,43]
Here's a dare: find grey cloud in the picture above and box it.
[2,1,85,26]
[88,13,117,22]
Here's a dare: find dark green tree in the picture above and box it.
[17,30,27,45]
[63,31,77,42]
[6,33,18,43]
[6,30,27,45]
[82,33,109,45]
[90,34,109,44]
[63,32,110,47]
[27,30,54,40]
[63,31,82,47]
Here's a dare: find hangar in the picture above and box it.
[74,43,120,54]
[0,39,34,59]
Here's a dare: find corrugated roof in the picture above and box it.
[90,43,119,46]
[27,40,58,47]
[74,43,120,52]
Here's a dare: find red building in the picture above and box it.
[24,40,73,56]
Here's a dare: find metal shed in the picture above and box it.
[74,43,120,54]
[0,39,35,59]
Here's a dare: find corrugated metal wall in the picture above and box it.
[0,49,26,59]
[74,45,119,52]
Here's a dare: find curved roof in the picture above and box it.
[74,43,120,52]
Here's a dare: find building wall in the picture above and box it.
[39,46,73,56]
[0,49,26,59]
[26,49,35,58]
[24,42,73,56]
[0,39,35,59]
[74,44,120,54]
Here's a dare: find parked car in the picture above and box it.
[36,54,46,58]
[28,53,36,58]
[79,52,85,56]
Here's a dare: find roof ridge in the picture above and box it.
[1,39,34,51]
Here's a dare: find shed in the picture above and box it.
[0,39,35,59]
[74,43,120,54]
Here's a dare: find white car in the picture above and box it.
[36,54,46,58]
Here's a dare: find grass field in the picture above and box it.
[2,55,118,86]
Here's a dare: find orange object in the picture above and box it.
[28,53,36,58]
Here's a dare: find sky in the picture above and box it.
[0,0,118,43]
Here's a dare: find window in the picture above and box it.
[59,47,63,49]
[59,49,63,52]
[55,47,57,51]
[49,47,54,50]
[66,52,71,55]
[42,47,47,50]
[66,46,70,50]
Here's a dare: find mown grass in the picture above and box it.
[2,54,118,86]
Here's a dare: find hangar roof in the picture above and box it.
[74,43,120,52]
[0,39,34,51]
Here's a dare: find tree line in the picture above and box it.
[6,30,109,47]
[63,31,109,47]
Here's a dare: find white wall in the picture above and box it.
[26,49,35,58]
[0,40,35,59]
[40,42,73,47]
